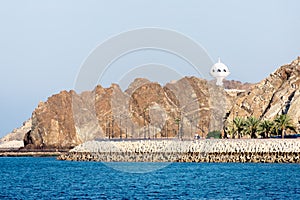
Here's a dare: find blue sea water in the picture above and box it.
[0,157,299,199]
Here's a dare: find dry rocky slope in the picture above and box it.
[5,57,300,149]
[0,119,31,149]
[0,119,31,143]
[227,57,300,124]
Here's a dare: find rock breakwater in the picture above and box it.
[58,139,300,163]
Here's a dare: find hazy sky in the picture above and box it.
[0,0,299,137]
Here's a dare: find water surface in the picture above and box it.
[0,157,299,199]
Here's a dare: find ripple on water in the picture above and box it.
[0,158,299,199]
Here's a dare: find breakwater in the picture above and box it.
[0,149,66,157]
[58,139,300,163]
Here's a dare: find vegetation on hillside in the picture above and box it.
[206,130,222,139]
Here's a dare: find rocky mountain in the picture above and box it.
[24,91,81,149]
[11,57,300,149]
[223,80,253,90]
[0,119,31,143]
[24,77,216,149]
[226,57,300,126]
[0,119,32,148]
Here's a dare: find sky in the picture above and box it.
[0,0,299,137]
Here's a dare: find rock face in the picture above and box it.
[0,119,31,143]
[21,56,300,149]
[24,77,217,149]
[227,57,300,126]
[223,80,253,90]
[24,91,81,149]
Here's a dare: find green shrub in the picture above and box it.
[206,130,221,139]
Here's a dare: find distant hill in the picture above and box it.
[223,80,253,90]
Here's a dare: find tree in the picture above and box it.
[244,116,260,138]
[232,117,245,139]
[225,122,233,139]
[175,117,181,139]
[224,121,236,139]
[273,114,296,138]
[258,119,274,138]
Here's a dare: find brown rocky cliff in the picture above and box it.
[24,77,220,149]
[24,91,81,149]
[226,57,300,125]
[22,57,300,149]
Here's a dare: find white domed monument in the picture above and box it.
[210,58,230,86]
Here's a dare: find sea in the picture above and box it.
[0,157,299,200]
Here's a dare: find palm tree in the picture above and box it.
[175,117,181,139]
[273,114,296,138]
[244,116,260,138]
[232,117,245,139]
[224,122,236,139]
[258,119,274,138]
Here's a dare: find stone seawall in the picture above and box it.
[57,139,300,163]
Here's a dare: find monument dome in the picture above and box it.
[210,58,230,86]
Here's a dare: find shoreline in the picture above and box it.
[0,149,68,157]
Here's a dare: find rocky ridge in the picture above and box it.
[0,119,31,143]
[6,57,300,149]
[24,77,214,149]
[227,57,300,127]
[0,119,31,149]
